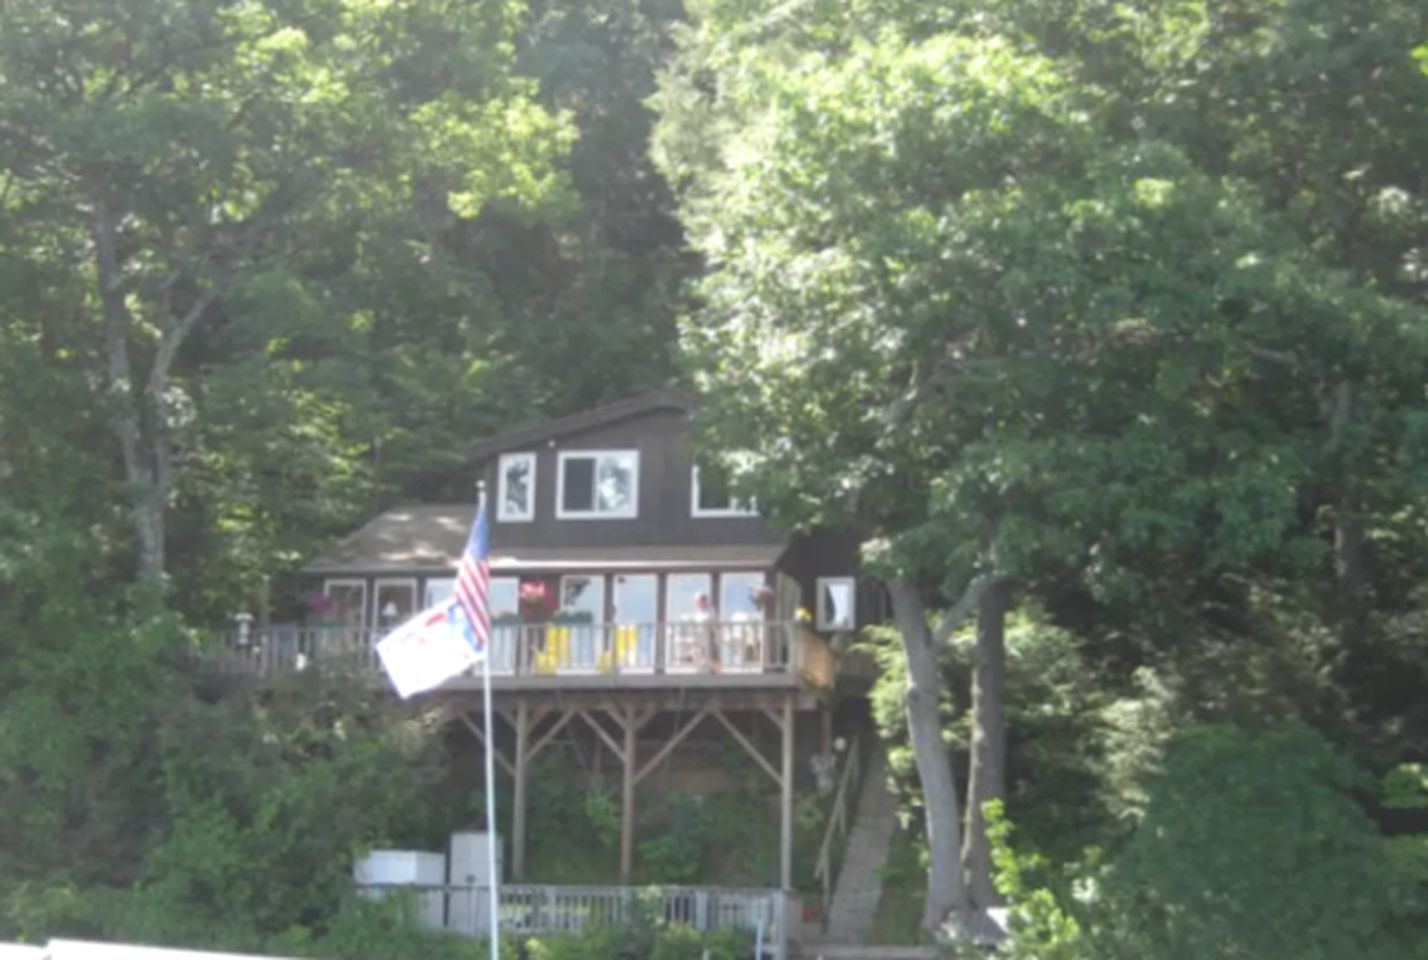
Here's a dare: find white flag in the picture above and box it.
[376,602,479,699]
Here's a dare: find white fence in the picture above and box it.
[360,882,785,950]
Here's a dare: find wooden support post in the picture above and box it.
[780,694,795,891]
[513,697,530,881]
[620,705,638,884]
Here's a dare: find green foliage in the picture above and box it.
[865,826,927,946]
[277,895,509,960]
[636,792,713,884]
[997,726,1423,960]
[525,917,750,960]
[1,651,448,949]
[866,611,1126,858]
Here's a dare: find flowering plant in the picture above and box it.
[307,593,336,617]
[795,606,813,624]
[519,580,555,622]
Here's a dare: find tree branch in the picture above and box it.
[930,574,1007,647]
[1244,344,1302,370]
[143,199,285,400]
[881,352,959,433]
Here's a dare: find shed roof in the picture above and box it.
[303,504,785,574]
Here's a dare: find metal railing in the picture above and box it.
[206,620,833,688]
[812,736,863,924]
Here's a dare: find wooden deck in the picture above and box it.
[207,620,836,693]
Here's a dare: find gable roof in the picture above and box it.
[467,389,691,461]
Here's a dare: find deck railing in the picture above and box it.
[206,620,832,688]
[360,883,786,954]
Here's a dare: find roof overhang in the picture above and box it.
[488,543,785,572]
[303,505,786,576]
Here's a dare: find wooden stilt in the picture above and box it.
[620,705,638,883]
[513,697,530,880]
[780,694,795,891]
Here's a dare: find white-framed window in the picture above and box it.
[424,577,455,609]
[489,577,519,619]
[373,578,418,633]
[691,465,758,518]
[497,452,536,522]
[322,579,368,629]
[720,571,768,620]
[559,574,606,623]
[816,577,856,632]
[556,449,639,519]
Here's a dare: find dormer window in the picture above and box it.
[557,450,639,519]
[691,465,757,518]
[497,453,536,522]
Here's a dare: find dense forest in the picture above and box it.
[2,1,1428,958]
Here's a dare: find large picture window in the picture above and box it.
[557,450,639,519]
[497,452,536,522]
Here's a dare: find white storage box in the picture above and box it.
[353,850,447,931]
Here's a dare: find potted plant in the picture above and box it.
[306,592,338,628]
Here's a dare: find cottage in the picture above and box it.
[222,392,878,952]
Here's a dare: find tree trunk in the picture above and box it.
[886,578,970,934]
[93,202,167,579]
[1329,380,1366,614]
[962,577,1009,910]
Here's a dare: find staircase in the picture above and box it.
[820,745,900,946]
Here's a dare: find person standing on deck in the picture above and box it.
[691,592,720,673]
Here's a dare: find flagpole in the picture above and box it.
[477,482,500,960]
[482,632,500,959]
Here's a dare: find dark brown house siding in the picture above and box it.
[481,407,783,550]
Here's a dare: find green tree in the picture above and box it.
[655,0,1428,935]
[0,0,571,581]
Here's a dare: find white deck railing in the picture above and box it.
[208,620,834,688]
[359,882,786,950]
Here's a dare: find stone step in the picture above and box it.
[824,744,901,944]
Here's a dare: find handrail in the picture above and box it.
[202,620,833,688]
[812,734,864,923]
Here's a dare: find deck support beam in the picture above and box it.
[620,705,637,884]
[512,698,530,881]
[780,693,795,892]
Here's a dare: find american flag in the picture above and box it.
[453,493,491,657]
